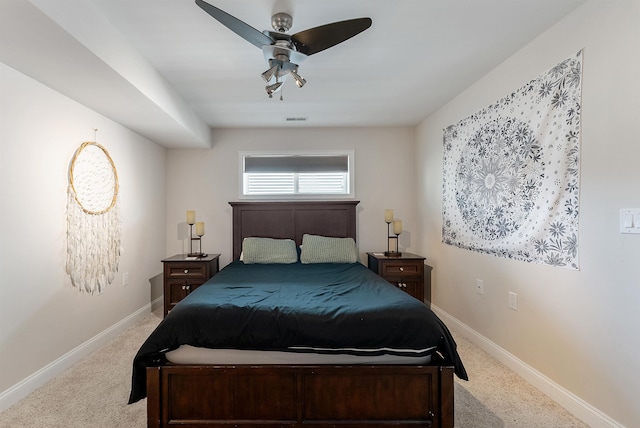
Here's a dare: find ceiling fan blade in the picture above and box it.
[195,0,274,49]
[291,17,372,56]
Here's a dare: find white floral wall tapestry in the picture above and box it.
[442,50,582,269]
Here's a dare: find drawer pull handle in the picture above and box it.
[399,267,404,272]
[182,285,191,291]
[184,269,189,274]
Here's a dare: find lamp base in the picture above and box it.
[384,251,402,257]
[188,252,207,258]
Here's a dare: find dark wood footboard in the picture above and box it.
[146,364,454,427]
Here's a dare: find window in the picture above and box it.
[240,151,354,198]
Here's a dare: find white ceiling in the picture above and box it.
[0,0,585,148]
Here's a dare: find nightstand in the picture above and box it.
[161,254,220,316]
[367,252,432,304]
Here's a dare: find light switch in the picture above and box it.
[620,209,640,234]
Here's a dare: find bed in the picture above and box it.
[130,201,467,427]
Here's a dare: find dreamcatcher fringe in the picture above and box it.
[66,186,121,294]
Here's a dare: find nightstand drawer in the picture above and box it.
[165,262,209,279]
[381,262,422,277]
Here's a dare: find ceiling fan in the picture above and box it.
[195,0,372,98]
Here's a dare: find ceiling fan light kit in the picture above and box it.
[261,64,279,83]
[195,0,371,99]
[265,81,283,97]
[290,70,306,88]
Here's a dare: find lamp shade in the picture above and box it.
[187,210,195,225]
[261,64,279,82]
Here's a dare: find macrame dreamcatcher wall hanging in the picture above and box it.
[66,136,121,294]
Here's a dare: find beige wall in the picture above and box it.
[165,127,418,267]
[0,64,167,404]
[415,1,640,426]
[3,1,639,426]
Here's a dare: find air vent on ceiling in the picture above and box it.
[285,117,307,122]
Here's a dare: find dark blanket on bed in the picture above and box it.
[129,261,467,403]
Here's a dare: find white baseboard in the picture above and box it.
[431,305,624,428]
[150,295,163,312]
[0,297,162,413]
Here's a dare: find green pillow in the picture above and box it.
[300,234,358,264]
[241,237,298,264]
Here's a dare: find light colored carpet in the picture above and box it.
[452,333,588,427]
[0,309,588,427]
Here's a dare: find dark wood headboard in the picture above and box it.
[229,201,359,260]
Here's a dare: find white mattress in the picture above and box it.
[166,345,432,365]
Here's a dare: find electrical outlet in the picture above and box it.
[476,279,484,295]
[508,291,518,310]
[123,272,129,286]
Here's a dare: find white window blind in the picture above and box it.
[241,153,353,197]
